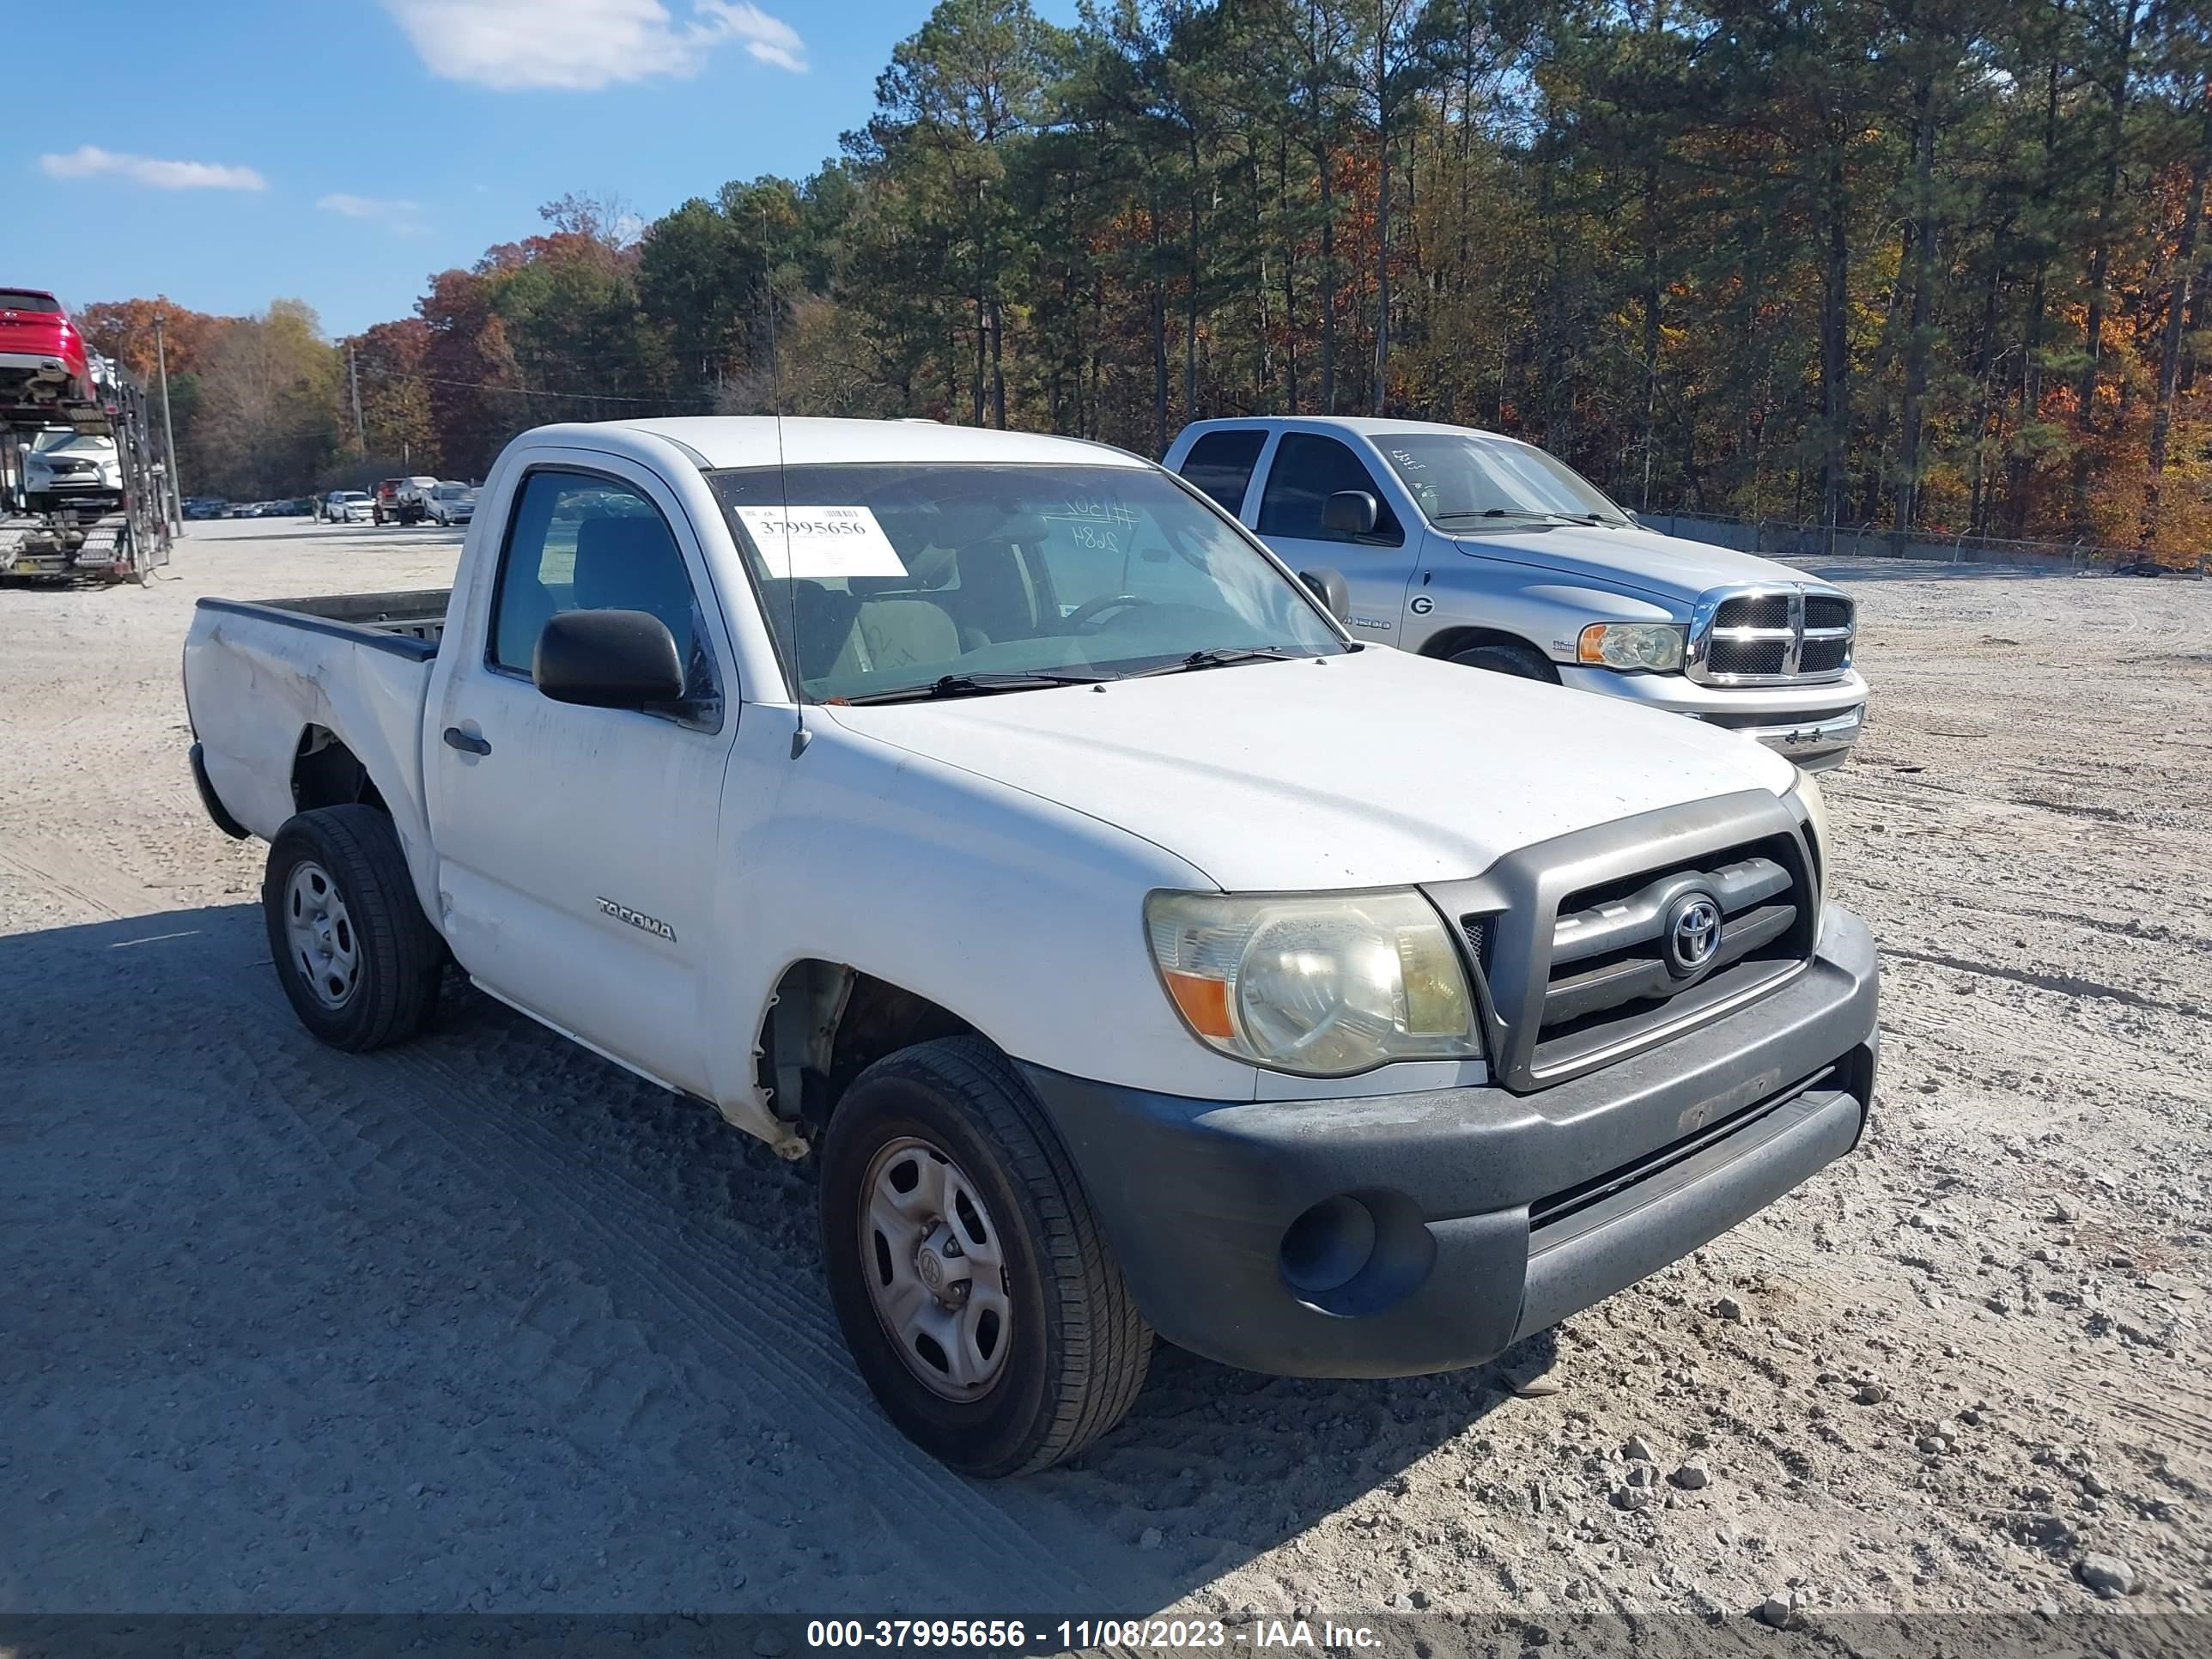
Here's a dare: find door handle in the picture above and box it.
[442,726,491,757]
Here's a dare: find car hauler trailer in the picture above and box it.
[0,366,173,585]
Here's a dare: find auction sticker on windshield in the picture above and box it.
[736,505,908,580]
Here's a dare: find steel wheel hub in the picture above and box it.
[859,1136,1011,1400]
[284,860,361,1009]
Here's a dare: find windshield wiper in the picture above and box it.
[1117,646,1305,679]
[832,670,1108,705]
[1431,508,1628,528]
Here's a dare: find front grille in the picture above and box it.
[1435,796,1821,1093]
[1717,594,1790,630]
[1707,636,1789,677]
[1800,635,1850,674]
[1524,836,1812,1076]
[1691,586,1856,684]
[1805,593,1851,630]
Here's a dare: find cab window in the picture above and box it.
[487,470,720,720]
[1177,429,1267,514]
[1255,434,1403,546]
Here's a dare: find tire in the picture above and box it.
[1449,640,1559,683]
[261,805,441,1051]
[819,1036,1152,1476]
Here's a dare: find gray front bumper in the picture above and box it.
[1021,907,1878,1378]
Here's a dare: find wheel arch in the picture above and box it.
[1418,623,1554,666]
[752,958,990,1139]
[290,723,392,817]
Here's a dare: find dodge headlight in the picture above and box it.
[1577,622,1686,672]
[1145,890,1480,1076]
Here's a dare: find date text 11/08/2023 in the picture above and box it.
[804,1620,1383,1651]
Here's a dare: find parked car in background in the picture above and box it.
[184,497,227,520]
[0,288,94,416]
[183,415,1878,1477]
[329,490,374,524]
[1165,416,1869,771]
[392,476,443,526]
[424,482,477,526]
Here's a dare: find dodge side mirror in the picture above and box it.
[534,610,684,709]
[1321,489,1379,538]
[1298,566,1351,623]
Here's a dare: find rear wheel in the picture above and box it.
[819,1036,1152,1476]
[261,805,441,1050]
[1449,640,1559,683]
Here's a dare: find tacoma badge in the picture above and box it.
[597,896,677,942]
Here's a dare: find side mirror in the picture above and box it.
[534,610,684,709]
[1321,489,1379,538]
[1298,566,1352,623]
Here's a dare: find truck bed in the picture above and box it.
[183,590,449,914]
[196,587,452,655]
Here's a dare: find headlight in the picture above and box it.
[1145,890,1481,1076]
[1577,622,1686,672]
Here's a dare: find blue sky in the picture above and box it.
[16,0,1077,337]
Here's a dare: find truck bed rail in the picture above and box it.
[196,588,451,657]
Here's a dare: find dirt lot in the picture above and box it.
[3,520,2209,1632]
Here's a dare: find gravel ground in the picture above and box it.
[3,520,2209,1638]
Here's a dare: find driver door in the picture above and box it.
[1250,432,1418,644]
[426,460,734,1095]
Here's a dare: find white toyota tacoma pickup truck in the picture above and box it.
[1164,416,1869,770]
[183,416,1879,1476]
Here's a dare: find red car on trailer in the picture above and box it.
[0,289,95,416]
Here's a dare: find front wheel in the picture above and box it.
[261,805,441,1050]
[818,1037,1152,1476]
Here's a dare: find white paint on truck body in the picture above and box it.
[183,416,1809,1148]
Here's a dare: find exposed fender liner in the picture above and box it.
[188,742,252,840]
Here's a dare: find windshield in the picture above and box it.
[707,462,1344,702]
[1375,433,1630,527]
[437,483,474,499]
[30,429,112,455]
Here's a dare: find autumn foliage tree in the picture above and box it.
[76,0,2212,551]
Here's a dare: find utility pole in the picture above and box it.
[153,310,181,530]
[348,343,365,450]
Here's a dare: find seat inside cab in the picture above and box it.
[758,507,1058,685]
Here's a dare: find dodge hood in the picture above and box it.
[825,646,1798,891]
[1448,524,1823,608]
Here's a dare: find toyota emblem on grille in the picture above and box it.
[1664,893,1723,977]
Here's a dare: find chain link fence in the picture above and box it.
[1636,510,2208,578]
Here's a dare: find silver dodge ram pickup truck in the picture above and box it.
[1166,416,1868,770]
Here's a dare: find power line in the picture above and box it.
[352,362,712,408]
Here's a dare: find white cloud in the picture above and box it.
[383,0,805,91]
[702,1,806,71]
[40,146,266,191]
[317,192,428,234]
